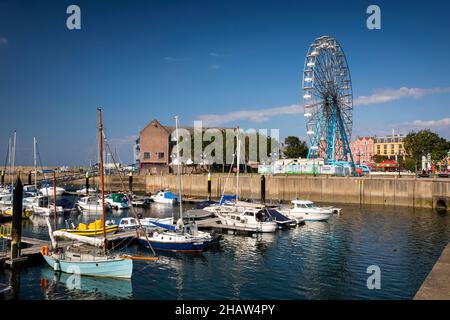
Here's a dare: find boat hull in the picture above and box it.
[138,237,209,252]
[42,254,132,278]
[59,225,118,236]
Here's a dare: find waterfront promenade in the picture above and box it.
[415,242,450,300]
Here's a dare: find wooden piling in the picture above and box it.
[1,170,4,186]
[85,172,90,195]
[129,172,133,193]
[261,175,266,204]
[207,172,211,200]
[10,177,23,262]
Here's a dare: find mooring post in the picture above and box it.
[129,172,133,193]
[10,177,23,263]
[207,172,211,200]
[85,171,90,195]
[27,171,32,185]
[261,175,266,204]
[1,170,4,186]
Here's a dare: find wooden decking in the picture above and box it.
[414,242,450,300]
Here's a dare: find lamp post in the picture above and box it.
[398,149,402,177]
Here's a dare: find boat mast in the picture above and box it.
[98,108,107,254]
[7,136,11,187]
[175,115,183,220]
[12,131,16,182]
[236,127,240,202]
[33,137,37,192]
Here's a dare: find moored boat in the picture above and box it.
[150,190,178,204]
[279,200,336,221]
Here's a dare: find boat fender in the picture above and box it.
[40,246,49,256]
[53,261,60,271]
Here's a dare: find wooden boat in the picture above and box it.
[41,109,133,279]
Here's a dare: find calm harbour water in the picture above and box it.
[1,197,449,300]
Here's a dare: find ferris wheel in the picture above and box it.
[302,35,354,164]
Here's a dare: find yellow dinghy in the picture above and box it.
[60,220,118,237]
[2,207,33,219]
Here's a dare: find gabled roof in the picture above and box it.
[139,118,171,135]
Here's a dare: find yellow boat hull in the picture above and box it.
[60,225,119,237]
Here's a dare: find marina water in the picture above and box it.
[1,199,449,300]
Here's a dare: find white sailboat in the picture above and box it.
[208,128,277,233]
[41,108,133,279]
[138,116,219,252]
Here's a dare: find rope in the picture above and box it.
[101,130,157,258]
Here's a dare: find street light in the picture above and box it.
[398,149,402,177]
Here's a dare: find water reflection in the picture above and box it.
[40,269,133,300]
[3,199,450,300]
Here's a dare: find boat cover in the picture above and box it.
[267,209,292,222]
[219,195,236,205]
[151,220,176,231]
[163,191,178,199]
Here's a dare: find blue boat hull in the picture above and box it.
[138,238,209,253]
[43,255,133,278]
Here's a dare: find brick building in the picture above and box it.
[138,119,175,174]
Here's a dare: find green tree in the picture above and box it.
[403,129,445,173]
[283,136,309,158]
[400,157,416,172]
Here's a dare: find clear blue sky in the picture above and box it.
[1,0,449,165]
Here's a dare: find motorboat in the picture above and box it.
[76,187,97,195]
[28,196,64,216]
[105,193,130,210]
[215,202,278,233]
[130,195,151,207]
[77,196,111,213]
[0,193,13,208]
[150,190,178,204]
[279,200,339,222]
[39,186,66,197]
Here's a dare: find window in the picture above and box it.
[158,152,165,159]
[399,144,402,149]
[144,152,150,159]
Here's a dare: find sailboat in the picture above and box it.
[205,128,278,232]
[41,109,133,278]
[138,116,220,252]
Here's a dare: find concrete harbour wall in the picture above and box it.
[72,174,449,209]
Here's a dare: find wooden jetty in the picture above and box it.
[414,242,450,300]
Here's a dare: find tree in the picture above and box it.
[401,157,416,172]
[283,136,308,158]
[403,129,447,173]
[372,154,388,163]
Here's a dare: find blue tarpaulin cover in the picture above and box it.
[267,209,291,222]
[151,220,177,231]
